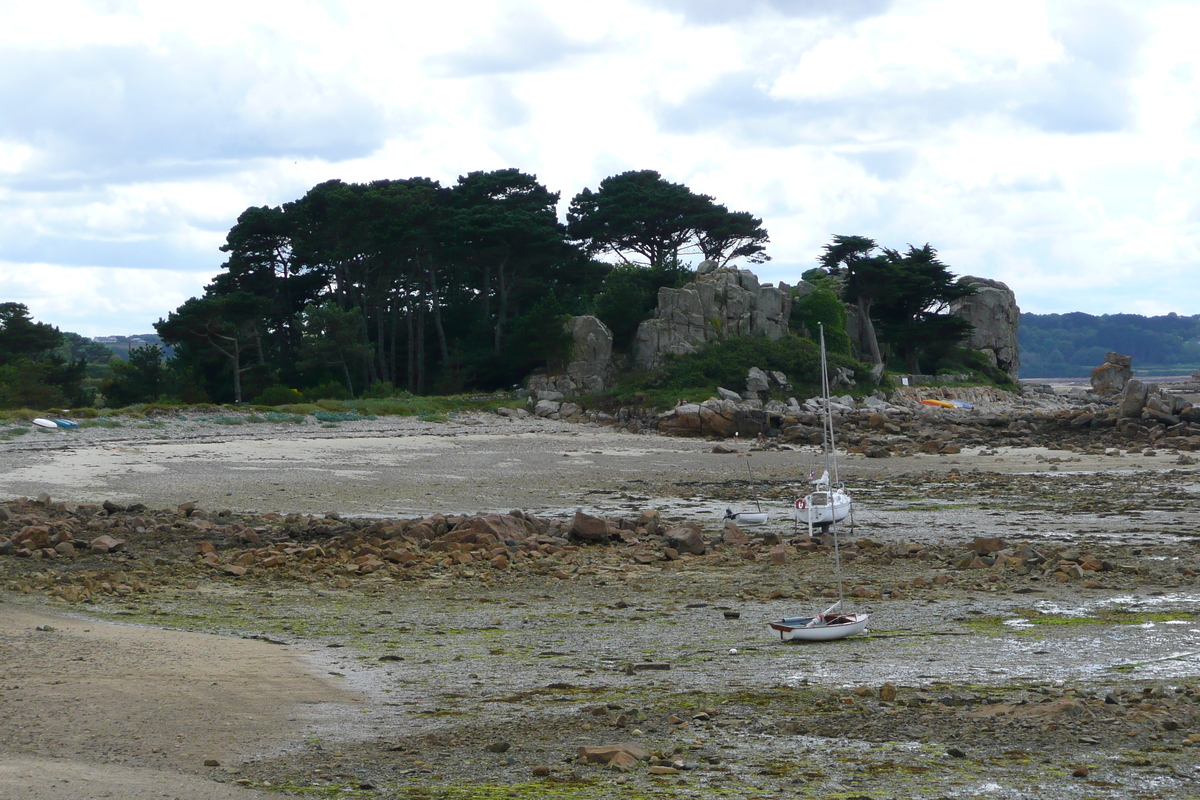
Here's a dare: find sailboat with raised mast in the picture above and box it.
[769,323,868,641]
[793,324,851,532]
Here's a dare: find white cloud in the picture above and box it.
[0,0,1197,340]
[0,262,211,336]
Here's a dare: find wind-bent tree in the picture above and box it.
[817,235,889,370]
[694,206,770,267]
[870,244,975,372]
[209,204,325,385]
[157,293,272,404]
[566,169,769,268]
[815,236,975,374]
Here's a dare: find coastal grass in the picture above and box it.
[0,394,522,428]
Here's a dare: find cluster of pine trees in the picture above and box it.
[154,169,769,404]
[1,167,1017,410]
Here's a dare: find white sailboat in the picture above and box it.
[793,324,851,533]
[770,324,868,641]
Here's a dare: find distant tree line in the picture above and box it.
[153,169,771,404]
[1020,312,1200,378]
[1,167,1001,410]
[0,303,90,408]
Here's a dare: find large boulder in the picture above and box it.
[949,277,1021,380]
[1118,378,1150,418]
[746,367,770,395]
[569,511,620,543]
[1091,352,1133,396]
[526,315,614,397]
[657,403,703,435]
[663,522,708,555]
[564,315,613,393]
[633,268,792,369]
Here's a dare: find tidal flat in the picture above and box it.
[2,413,1199,798]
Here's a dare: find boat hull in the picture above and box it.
[793,491,851,526]
[730,512,768,526]
[768,613,869,641]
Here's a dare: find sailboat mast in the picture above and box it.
[818,324,840,484]
[833,528,845,607]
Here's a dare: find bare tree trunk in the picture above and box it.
[858,296,883,366]
[406,305,415,392]
[231,341,242,404]
[494,259,509,356]
[426,256,450,366]
[416,303,426,395]
[375,298,390,386]
[206,329,244,404]
[389,289,400,391]
[340,356,354,396]
[251,323,265,366]
[482,261,492,345]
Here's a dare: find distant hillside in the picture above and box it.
[1019,312,1200,378]
[93,334,172,360]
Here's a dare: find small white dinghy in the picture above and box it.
[32,418,59,429]
[724,452,769,526]
[794,470,851,531]
[725,509,768,527]
[768,601,869,642]
[768,523,870,642]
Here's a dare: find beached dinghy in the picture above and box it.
[768,524,870,642]
[768,601,869,642]
[724,452,770,526]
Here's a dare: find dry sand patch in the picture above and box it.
[0,605,360,799]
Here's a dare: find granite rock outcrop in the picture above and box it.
[633,265,792,370]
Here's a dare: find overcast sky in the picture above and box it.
[1,0,1197,337]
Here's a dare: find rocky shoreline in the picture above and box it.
[3,382,1200,798]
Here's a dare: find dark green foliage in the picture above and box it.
[791,288,852,356]
[1020,312,1200,378]
[253,385,304,405]
[503,293,573,378]
[635,334,868,402]
[296,301,367,396]
[567,169,768,268]
[933,347,1017,388]
[592,259,694,351]
[0,303,89,408]
[814,236,974,372]
[0,357,87,408]
[59,331,118,366]
[101,345,166,406]
[153,168,769,400]
[0,302,61,364]
[156,292,274,404]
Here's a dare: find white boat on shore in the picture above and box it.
[772,323,868,642]
[768,601,869,642]
[793,325,852,533]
